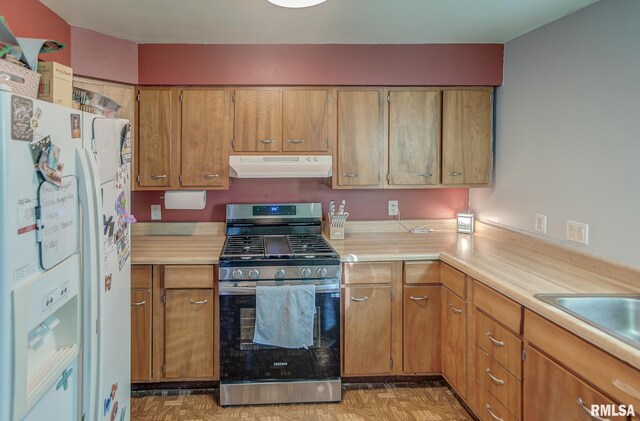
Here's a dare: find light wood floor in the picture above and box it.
[131,381,473,421]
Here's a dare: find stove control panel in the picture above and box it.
[220,265,340,281]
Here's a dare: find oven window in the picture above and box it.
[239,307,322,350]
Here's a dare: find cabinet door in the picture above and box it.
[282,89,329,152]
[181,90,229,188]
[523,345,626,421]
[344,286,392,376]
[138,88,173,187]
[388,90,440,185]
[164,289,214,379]
[336,90,383,187]
[442,89,493,185]
[403,285,441,374]
[233,89,282,152]
[131,290,152,381]
[442,287,467,397]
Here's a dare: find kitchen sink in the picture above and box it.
[535,294,640,350]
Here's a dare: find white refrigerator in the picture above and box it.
[0,91,131,421]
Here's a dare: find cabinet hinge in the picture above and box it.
[522,350,526,361]
[136,175,140,183]
[179,94,183,102]
[231,139,235,148]
[327,94,331,103]
[163,292,166,303]
[232,92,236,102]
[489,94,493,103]
[386,174,390,182]
[390,359,393,369]
[387,95,391,102]
[179,175,183,183]
[162,363,166,373]
[136,94,140,102]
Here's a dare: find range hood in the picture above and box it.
[229,156,332,178]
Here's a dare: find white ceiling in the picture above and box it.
[41,0,598,44]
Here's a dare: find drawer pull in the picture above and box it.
[576,398,611,421]
[448,303,463,314]
[150,174,167,180]
[342,173,358,178]
[131,301,146,307]
[417,173,432,177]
[448,171,462,177]
[485,404,504,421]
[485,368,505,385]
[409,296,428,301]
[612,378,640,401]
[203,173,219,179]
[189,299,209,305]
[288,139,305,144]
[350,296,368,302]
[486,332,505,347]
[258,139,274,144]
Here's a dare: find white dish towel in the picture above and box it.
[253,284,316,349]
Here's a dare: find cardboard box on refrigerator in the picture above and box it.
[37,62,73,107]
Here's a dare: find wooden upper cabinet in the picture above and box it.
[388,90,441,186]
[137,88,173,187]
[336,90,383,187]
[442,89,493,185]
[282,90,330,152]
[233,89,282,152]
[180,90,229,188]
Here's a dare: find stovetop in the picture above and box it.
[220,234,339,261]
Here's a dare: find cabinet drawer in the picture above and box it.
[473,281,522,334]
[476,382,519,421]
[476,311,522,379]
[475,347,521,417]
[525,310,640,409]
[164,265,214,289]
[343,262,393,285]
[132,265,152,289]
[404,261,440,284]
[441,263,466,299]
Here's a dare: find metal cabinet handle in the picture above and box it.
[485,404,504,421]
[576,398,610,421]
[485,368,505,385]
[417,173,432,177]
[288,139,304,144]
[447,172,462,176]
[350,296,368,302]
[448,303,463,314]
[343,173,358,178]
[486,332,505,347]
[409,296,428,301]
[612,378,640,401]
[203,174,219,179]
[258,139,274,144]
[150,174,167,179]
[189,299,209,305]
[131,301,146,307]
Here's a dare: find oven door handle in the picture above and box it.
[219,283,340,295]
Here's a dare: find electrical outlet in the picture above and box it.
[151,205,162,220]
[535,214,547,233]
[566,220,588,245]
[388,200,399,216]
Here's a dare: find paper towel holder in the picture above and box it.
[163,190,207,210]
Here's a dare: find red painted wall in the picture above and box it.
[0,0,71,66]
[132,179,468,222]
[138,44,503,86]
[71,27,138,84]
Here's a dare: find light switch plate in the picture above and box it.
[535,214,547,234]
[151,205,162,220]
[566,220,588,245]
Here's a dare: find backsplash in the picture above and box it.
[132,178,468,222]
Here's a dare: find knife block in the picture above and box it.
[324,214,345,240]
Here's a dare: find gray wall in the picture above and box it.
[470,0,640,268]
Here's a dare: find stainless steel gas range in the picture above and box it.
[218,203,341,406]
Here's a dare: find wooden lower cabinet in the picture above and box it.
[403,285,441,374]
[131,289,152,381]
[343,285,392,376]
[441,287,467,398]
[164,289,215,379]
[523,345,627,421]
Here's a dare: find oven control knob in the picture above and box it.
[301,267,312,278]
[232,269,243,280]
[249,269,260,279]
[275,268,286,279]
[316,267,328,277]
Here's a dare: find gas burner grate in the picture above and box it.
[287,234,336,257]
[221,235,265,258]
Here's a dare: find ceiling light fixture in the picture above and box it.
[267,0,327,8]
